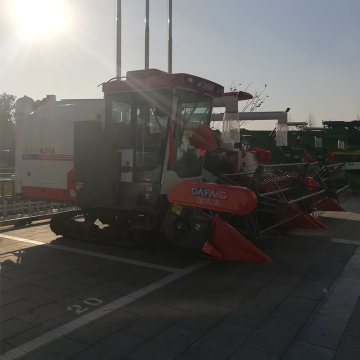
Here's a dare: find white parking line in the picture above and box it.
[331,238,360,246]
[0,234,182,273]
[0,260,209,360]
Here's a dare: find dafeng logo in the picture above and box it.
[190,186,228,200]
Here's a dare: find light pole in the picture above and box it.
[168,0,172,73]
[145,0,150,69]
[116,0,121,78]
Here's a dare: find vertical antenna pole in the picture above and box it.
[145,0,150,69]
[168,0,172,74]
[116,0,122,78]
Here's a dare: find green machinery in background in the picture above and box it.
[240,120,360,190]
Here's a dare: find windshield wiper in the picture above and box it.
[151,107,165,133]
[185,92,204,127]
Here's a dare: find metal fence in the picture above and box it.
[0,200,74,217]
[0,167,15,178]
[0,179,15,200]
[0,167,15,201]
[0,173,77,221]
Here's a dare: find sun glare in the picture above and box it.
[12,0,69,38]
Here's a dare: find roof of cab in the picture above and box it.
[102,68,224,97]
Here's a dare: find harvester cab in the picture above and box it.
[73,68,223,205]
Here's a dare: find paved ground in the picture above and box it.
[0,195,360,360]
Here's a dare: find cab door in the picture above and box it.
[106,90,172,209]
[106,92,135,184]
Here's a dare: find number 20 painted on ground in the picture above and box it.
[67,298,103,314]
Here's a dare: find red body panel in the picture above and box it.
[23,169,76,202]
[304,178,346,212]
[167,181,257,215]
[305,213,328,229]
[280,212,327,229]
[316,197,346,212]
[222,91,253,101]
[204,215,272,262]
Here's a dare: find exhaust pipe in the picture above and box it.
[116,0,122,78]
[168,0,172,73]
[145,0,149,69]
[117,1,172,74]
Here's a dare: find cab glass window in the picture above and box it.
[169,91,212,178]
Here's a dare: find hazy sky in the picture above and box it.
[1,0,360,129]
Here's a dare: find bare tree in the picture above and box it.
[229,81,269,113]
[227,81,269,128]
[240,84,269,113]
[287,114,296,130]
[307,112,317,127]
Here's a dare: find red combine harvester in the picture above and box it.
[48,68,348,262]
